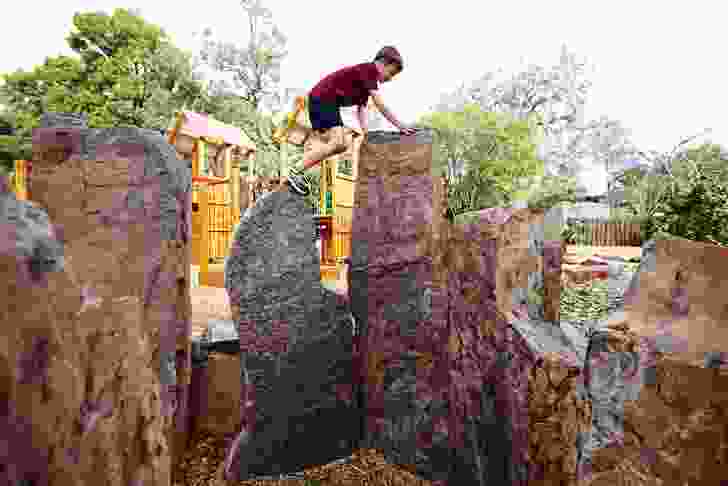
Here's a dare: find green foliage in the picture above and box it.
[194,3,288,113]
[561,223,576,244]
[646,145,728,244]
[1,8,207,135]
[621,143,728,245]
[0,5,314,210]
[560,262,639,324]
[190,3,316,202]
[523,175,577,209]
[420,104,544,218]
[0,134,31,174]
[560,280,611,324]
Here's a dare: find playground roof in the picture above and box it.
[176,111,256,152]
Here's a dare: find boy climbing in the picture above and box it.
[286,46,417,196]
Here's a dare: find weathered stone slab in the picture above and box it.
[0,112,192,484]
[0,183,174,485]
[578,238,728,484]
[223,189,360,480]
[348,129,571,485]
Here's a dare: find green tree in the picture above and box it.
[192,0,319,206]
[0,105,23,174]
[194,0,288,112]
[436,46,642,202]
[523,174,577,210]
[0,94,32,174]
[418,103,544,218]
[1,8,208,135]
[645,143,728,245]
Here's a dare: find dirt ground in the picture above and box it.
[565,245,642,260]
[174,431,435,486]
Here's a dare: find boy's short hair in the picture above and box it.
[373,46,403,72]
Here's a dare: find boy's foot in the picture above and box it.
[286,169,311,196]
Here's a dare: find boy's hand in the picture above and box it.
[399,126,417,136]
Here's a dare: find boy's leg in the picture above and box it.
[287,96,349,196]
[301,126,348,170]
[287,126,348,196]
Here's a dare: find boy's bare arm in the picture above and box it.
[370,91,404,130]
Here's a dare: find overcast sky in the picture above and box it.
[2,0,725,194]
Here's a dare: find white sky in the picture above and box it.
[2,0,725,194]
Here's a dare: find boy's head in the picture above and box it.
[373,46,403,83]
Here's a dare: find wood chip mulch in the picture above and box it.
[174,431,438,486]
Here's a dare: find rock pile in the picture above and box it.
[214,128,727,486]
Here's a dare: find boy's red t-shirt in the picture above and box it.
[309,62,380,107]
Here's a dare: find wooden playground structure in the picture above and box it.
[10,101,361,288]
[11,159,29,200]
[167,111,257,288]
[170,104,361,288]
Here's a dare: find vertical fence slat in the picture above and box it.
[567,216,642,247]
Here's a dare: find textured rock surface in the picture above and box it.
[579,238,728,485]
[0,192,170,485]
[520,319,593,485]
[223,188,360,480]
[349,130,449,483]
[0,112,191,484]
[349,129,446,271]
[443,222,595,486]
[349,129,575,485]
[216,126,725,486]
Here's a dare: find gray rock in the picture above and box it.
[578,328,643,477]
[607,261,625,278]
[40,112,89,129]
[704,351,727,369]
[0,190,65,285]
[225,189,324,345]
[624,239,657,304]
[224,189,360,480]
[365,128,434,146]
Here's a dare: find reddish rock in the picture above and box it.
[1,113,191,485]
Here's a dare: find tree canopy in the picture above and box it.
[418,103,545,217]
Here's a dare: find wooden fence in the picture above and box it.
[567,217,642,247]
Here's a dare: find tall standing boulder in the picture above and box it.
[0,112,192,485]
[579,238,728,484]
[223,187,359,480]
[349,130,594,486]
